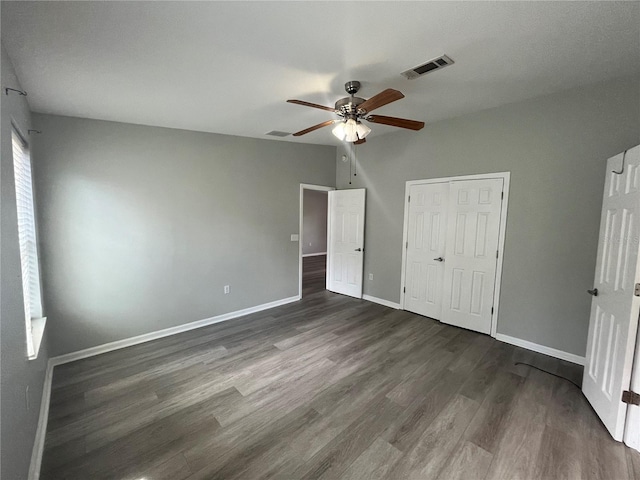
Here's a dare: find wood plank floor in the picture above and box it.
[302,254,326,297]
[41,260,640,479]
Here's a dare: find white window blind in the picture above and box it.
[12,129,44,358]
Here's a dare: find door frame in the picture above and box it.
[299,183,335,298]
[399,171,511,338]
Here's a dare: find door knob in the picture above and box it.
[434,257,444,262]
[355,248,363,252]
[587,288,598,296]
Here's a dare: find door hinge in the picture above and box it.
[491,307,494,315]
[403,287,406,293]
[501,191,504,200]
[635,283,640,297]
[408,195,411,203]
[406,241,408,249]
[496,250,499,259]
[622,390,640,405]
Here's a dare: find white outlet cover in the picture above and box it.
[369,274,374,280]
[290,234,299,242]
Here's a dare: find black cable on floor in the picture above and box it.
[514,362,582,389]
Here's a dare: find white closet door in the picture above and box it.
[583,146,640,442]
[404,183,449,319]
[441,178,503,334]
[327,189,366,298]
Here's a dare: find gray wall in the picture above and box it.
[337,75,640,357]
[32,114,336,356]
[302,190,328,255]
[1,44,50,480]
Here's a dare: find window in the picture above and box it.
[12,128,45,359]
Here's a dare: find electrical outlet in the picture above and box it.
[369,273,374,280]
[224,285,230,294]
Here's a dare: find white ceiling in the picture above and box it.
[2,1,639,146]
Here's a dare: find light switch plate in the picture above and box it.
[290,234,299,242]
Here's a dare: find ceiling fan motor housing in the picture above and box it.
[335,81,365,118]
[335,96,365,117]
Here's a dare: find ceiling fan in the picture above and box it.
[287,81,425,144]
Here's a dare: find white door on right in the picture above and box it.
[583,146,640,442]
[441,178,503,334]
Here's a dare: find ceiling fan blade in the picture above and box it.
[366,115,425,131]
[354,138,366,145]
[357,89,404,113]
[292,120,336,136]
[287,99,336,112]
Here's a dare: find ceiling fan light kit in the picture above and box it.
[332,118,371,142]
[287,80,425,144]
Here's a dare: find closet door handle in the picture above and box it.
[434,257,444,262]
[355,248,363,252]
[587,288,598,297]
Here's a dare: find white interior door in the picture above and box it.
[404,183,449,319]
[441,178,503,334]
[327,189,366,298]
[583,145,640,442]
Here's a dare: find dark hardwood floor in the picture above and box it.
[40,257,639,479]
[302,254,326,297]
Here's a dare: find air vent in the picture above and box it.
[265,130,291,137]
[401,55,454,80]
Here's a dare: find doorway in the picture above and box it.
[299,184,334,298]
[400,172,510,336]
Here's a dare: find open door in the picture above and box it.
[327,189,365,298]
[583,145,640,441]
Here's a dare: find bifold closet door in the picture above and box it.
[404,182,449,319]
[441,179,503,334]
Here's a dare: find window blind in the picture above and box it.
[12,129,43,358]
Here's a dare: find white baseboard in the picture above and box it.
[495,333,585,366]
[361,297,584,366]
[302,252,327,258]
[50,295,301,366]
[28,360,54,480]
[362,294,401,310]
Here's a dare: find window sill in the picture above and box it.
[28,317,46,360]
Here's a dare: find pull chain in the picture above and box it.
[354,143,357,177]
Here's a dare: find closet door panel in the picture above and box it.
[404,183,449,319]
[441,179,503,334]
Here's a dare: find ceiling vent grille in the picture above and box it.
[401,55,454,80]
[265,130,291,137]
